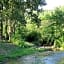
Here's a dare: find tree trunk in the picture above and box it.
[0,13,3,40]
[0,20,3,40]
[5,20,9,41]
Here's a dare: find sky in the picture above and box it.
[43,0,64,10]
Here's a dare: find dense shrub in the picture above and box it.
[11,26,28,47]
[25,31,41,42]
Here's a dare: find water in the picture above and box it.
[5,51,64,64]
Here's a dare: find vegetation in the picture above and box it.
[0,0,64,63]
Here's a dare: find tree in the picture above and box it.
[0,2,3,40]
[41,6,64,47]
[0,0,46,42]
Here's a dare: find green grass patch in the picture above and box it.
[7,47,37,58]
[0,55,6,62]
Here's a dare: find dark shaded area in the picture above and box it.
[40,39,54,46]
[25,31,41,42]
[0,2,3,10]
[25,31,54,46]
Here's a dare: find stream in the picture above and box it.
[5,51,64,64]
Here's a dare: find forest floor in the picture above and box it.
[0,43,53,63]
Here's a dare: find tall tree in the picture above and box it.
[0,0,46,41]
[0,2,3,40]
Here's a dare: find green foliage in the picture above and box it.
[54,35,64,48]
[25,31,41,42]
[42,6,64,48]
[0,0,46,41]
[11,26,27,46]
[1,0,64,48]
[7,6,64,48]
[38,6,64,47]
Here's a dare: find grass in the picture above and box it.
[7,47,37,58]
[0,55,6,62]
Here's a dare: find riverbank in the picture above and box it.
[0,43,53,63]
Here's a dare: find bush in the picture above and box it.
[11,26,28,47]
[25,31,41,45]
[11,35,24,46]
[54,36,64,48]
